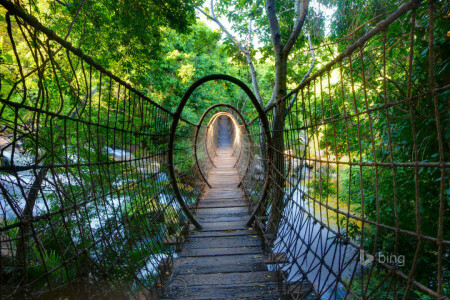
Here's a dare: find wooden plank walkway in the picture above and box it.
[162,145,284,299]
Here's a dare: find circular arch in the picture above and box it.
[207,112,241,161]
[168,74,272,230]
[193,104,253,189]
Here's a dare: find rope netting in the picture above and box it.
[1,0,449,299]
[0,1,204,298]
[242,0,449,299]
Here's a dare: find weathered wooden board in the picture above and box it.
[200,192,247,203]
[162,144,284,299]
[189,221,248,231]
[189,229,253,238]
[194,215,248,223]
[265,253,290,265]
[172,254,268,274]
[181,246,261,257]
[195,206,248,216]
[201,196,245,202]
[202,191,244,199]
[162,283,283,299]
[183,235,261,249]
[165,271,278,287]
[197,200,247,208]
[202,190,243,195]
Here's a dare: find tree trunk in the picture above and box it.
[16,167,49,287]
[267,54,287,238]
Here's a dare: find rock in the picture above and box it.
[0,155,10,167]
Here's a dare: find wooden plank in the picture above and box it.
[172,255,268,274]
[202,191,244,198]
[181,246,261,257]
[195,206,248,215]
[198,199,247,208]
[161,283,283,299]
[208,177,239,180]
[195,212,248,220]
[189,221,247,231]
[202,188,242,192]
[200,197,244,202]
[214,159,236,162]
[198,202,247,208]
[189,229,253,238]
[195,213,248,220]
[201,196,244,201]
[197,200,247,208]
[208,172,237,175]
[164,271,278,287]
[265,253,289,265]
[208,178,240,183]
[195,215,247,223]
[209,184,240,188]
[208,173,239,177]
[208,175,240,179]
[208,171,238,175]
[213,165,237,168]
[183,235,261,249]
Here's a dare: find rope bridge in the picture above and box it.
[0,0,448,299]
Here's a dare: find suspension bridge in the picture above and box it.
[0,0,448,299]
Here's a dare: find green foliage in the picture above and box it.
[16,0,200,87]
[302,2,450,296]
[1,0,448,298]
[146,22,246,114]
[307,166,336,198]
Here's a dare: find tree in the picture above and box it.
[197,0,315,236]
[0,1,205,295]
[13,0,199,88]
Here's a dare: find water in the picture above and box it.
[0,144,184,292]
[0,148,50,219]
[106,147,134,160]
[271,176,359,299]
[0,145,167,218]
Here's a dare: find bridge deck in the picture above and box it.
[162,147,283,299]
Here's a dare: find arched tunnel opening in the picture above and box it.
[194,109,252,190]
[167,75,271,230]
[216,115,234,148]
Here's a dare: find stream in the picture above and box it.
[0,145,180,281]
[269,172,360,299]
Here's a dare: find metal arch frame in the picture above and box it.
[168,74,272,230]
[194,104,253,189]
